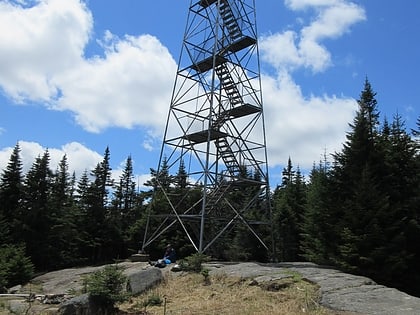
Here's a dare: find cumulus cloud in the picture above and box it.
[260,0,366,72]
[0,0,176,134]
[0,141,102,177]
[263,71,355,167]
[0,0,92,102]
[54,32,176,133]
[258,0,365,168]
[285,0,340,10]
[0,141,151,186]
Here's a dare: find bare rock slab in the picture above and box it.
[205,261,420,315]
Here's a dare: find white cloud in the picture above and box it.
[263,71,355,167]
[0,0,92,102]
[54,32,176,133]
[260,0,365,72]
[0,0,176,134]
[285,0,339,10]
[258,0,365,168]
[0,141,102,177]
[0,141,152,190]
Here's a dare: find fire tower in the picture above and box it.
[142,0,272,255]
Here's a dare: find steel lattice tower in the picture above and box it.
[142,0,272,255]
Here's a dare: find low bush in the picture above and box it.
[84,264,127,309]
[0,244,34,292]
[178,253,210,272]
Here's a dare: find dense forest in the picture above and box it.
[1,79,419,296]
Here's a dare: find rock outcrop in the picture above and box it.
[1,262,164,315]
[205,262,420,315]
[2,261,420,314]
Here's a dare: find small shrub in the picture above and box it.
[179,253,210,272]
[143,294,163,307]
[0,244,34,292]
[84,264,127,308]
[201,268,211,285]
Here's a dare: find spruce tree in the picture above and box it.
[326,79,420,289]
[330,79,388,273]
[87,147,114,263]
[376,114,420,292]
[411,116,420,138]
[272,158,306,261]
[48,155,80,268]
[300,161,331,264]
[109,155,138,258]
[0,143,24,244]
[21,150,53,270]
[112,156,137,222]
[174,159,188,189]
[74,170,93,262]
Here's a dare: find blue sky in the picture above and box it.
[0,0,419,188]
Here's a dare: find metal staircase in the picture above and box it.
[219,0,242,42]
[215,137,241,176]
[205,180,231,212]
[215,62,242,107]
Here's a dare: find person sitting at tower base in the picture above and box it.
[149,244,176,268]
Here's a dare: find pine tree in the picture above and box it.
[145,156,173,192]
[112,156,137,220]
[411,116,420,138]
[91,146,113,209]
[144,156,174,214]
[376,114,420,292]
[74,170,93,262]
[48,155,80,268]
[328,80,416,283]
[300,161,330,264]
[174,159,188,189]
[0,143,24,244]
[272,158,306,261]
[21,150,53,270]
[109,155,138,258]
[332,80,387,273]
[87,147,114,263]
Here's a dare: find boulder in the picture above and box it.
[58,294,90,315]
[125,267,163,295]
[58,293,114,315]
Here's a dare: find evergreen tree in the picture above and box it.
[50,155,73,211]
[222,167,264,261]
[411,116,420,138]
[21,150,53,270]
[376,114,420,292]
[74,170,93,263]
[174,159,188,189]
[272,158,306,261]
[0,143,24,245]
[145,156,173,193]
[327,80,420,292]
[109,155,138,258]
[300,160,331,264]
[87,147,114,263]
[48,155,80,268]
[330,80,388,273]
[0,214,10,246]
[143,156,174,211]
[91,146,113,208]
